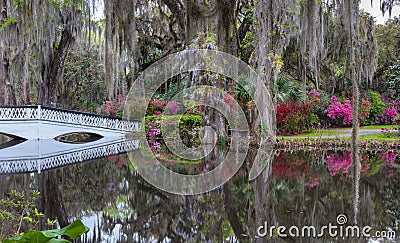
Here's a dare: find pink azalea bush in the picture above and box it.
[103,95,124,118]
[371,90,400,125]
[325,96,352,125]
[376,99,400,125]
[325,93,371,126]
[147,99,180,116]
[305,177,319,188]
[308,89,320,98]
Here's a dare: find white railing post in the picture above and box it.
[37,159,42,174]
[37,105,42,140]
[37,105,41,120]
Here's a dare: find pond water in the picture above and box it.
[0,145,399,242]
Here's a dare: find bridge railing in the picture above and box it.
[0,105,140,132]
[0,106,38,119]
[0,139,140,174]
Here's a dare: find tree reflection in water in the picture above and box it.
[0,149,399,242]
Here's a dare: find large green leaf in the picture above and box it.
[2,220,89,243]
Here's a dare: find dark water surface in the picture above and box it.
[0,146,399,242]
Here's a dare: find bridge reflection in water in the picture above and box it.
[0,138,140,174]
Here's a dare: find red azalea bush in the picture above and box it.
[360,94,372,125]
[273,152,309,179]
[277,90,320,135]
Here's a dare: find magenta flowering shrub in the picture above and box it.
[305,177,319,188]
[325,151,353,176]
[376,100,400,125]
[165,101,180,115]
[325,94,372,126]
[378,152,397,163]
[308,89,320,98]
[325,151,371,177]
[144,114,203,161]
[377,151,399,177]
[103,95,124,118]
[325,96,352,125]
[371,90,400,125]
[147,99,181,116]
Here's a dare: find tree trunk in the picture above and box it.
[23,60,31,104]
[38,171,69,228]
[161,0,185,41]
[223,185,246,240]
[346,0,361,225]
[105,0,116,100]
[39,29,74,107]
[1,0,16,105]
[2,56,17,105]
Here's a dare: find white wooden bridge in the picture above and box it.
[0,105,142,174]
[0,105,140,140]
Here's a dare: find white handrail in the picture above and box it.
[0,106,140,132]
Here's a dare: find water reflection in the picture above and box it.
[0,138,139,174]
[0,148,399,242]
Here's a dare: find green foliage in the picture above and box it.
[275,75,305,103]
[310,90,331,127]
[178,114,204,129]
[145,114,203,148]
[387,63,400,98]
[366,90,387,124]
[0,190,44,240]
[238,29,254,61]
[0,18,18,31]
[145,114,203,131]
[284,112,319,134]
[60,49,106,112]
[376,18,400,70]
[2,220,89,243]
[153,82,186,101]
[0,190,88,243]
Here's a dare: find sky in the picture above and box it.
[360,0,400,24]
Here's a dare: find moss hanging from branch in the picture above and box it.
[0,0,94,106]
[104,0,137,99]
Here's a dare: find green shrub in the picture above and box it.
[283,112,319,134]
[0,190,88,243]
[2,220,89,243]
[145,114,203,148]
[366,90,387,124]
